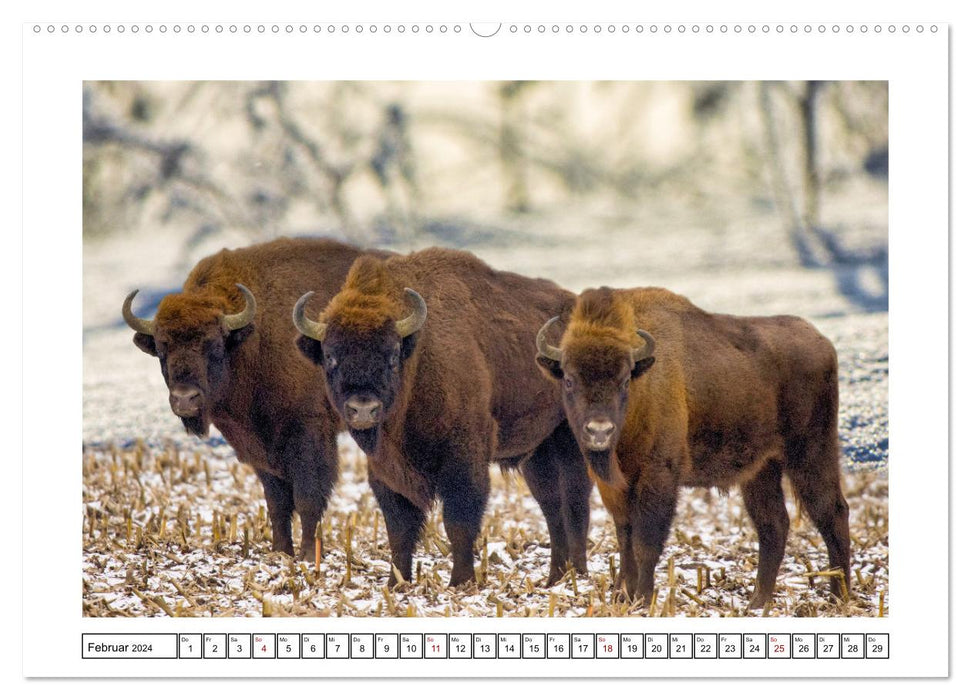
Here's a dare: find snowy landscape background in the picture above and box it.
[82,81,889,617]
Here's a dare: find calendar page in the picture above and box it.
[20,4,949,682]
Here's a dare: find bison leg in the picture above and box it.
[287,429,340,561]
[291,471,337,561]
[741,460,790,610]
[369,476,426,584]
[255,470,295,557]
[613,519,637,599]
[521,423,591,585]
[519,453,569,585]
[629,484,678,605]
[437,459,489,587]
[785,437,851,601]
[554,423,593,576]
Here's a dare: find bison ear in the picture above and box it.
[631,356,656,379]
[295,335,323,365]
[225,324,254,352]
[535,355,564,380]
[401,332,419,362]
[132,333,158,357]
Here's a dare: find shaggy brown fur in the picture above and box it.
[296,248,591,587]
[127,236,390,560]
[321,256,406,333]
[537,286,851,610]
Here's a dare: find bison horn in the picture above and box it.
[293,291,328,341]
[535,316,564,362]
[122,290,155,336]
[631,329,656,362]
[395,288,427,338]
[222,283,257,332]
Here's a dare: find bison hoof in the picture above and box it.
[609,580,644,607]
[746,592,772,612]
[448,569,476,588]
[545,563,587,588]
[613,575,639,597]
[829,578,850,602]
[271,541,295,557]
[544,567,569,587]
[388,566,412,588]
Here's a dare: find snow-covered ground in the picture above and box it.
[82,200,888,617]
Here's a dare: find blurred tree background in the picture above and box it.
[83,81,891,472]
[83,80,888,308]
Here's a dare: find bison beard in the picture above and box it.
[585,448,613,482]
[180,412,210,438]
[349,426,380,454]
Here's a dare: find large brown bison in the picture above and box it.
[123,237,387,560]
[293,249,591,586]
[535,287,851,609]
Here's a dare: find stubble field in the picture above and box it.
[82,200,889,618]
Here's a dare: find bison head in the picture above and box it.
[123,284,256,437]
[535,290,655,480]
[293,280,426,455]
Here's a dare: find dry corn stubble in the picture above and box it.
[81,444,888,618]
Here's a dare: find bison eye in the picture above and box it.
[389,345,400,367]
[564,376,574,391]
[622,377,630,390]
[325,353,338,370]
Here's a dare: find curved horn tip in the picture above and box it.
[632,329,656,361]
[293,291,328,341]
[122,289,156,336]
[535,315,564,362]
[222,283,257,331]
[396,288,427,337]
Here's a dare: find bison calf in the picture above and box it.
[294,249,591,587]
[535,287,851,610]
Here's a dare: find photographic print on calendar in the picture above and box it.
[82,79,888,619]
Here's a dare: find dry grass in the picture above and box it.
[81,441,888,618]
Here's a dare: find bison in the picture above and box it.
[293,248,591,586]
[123,237,388,560]
[535,286,851,609]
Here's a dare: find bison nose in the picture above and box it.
[169,385,202,417]
[345,397,381,430]
[583,419,616,450]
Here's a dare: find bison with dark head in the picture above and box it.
[293,277,426,456]
[536,286,851,610]
[124,237,386,560]
[294,249,591,587]
[124,283,256,437]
